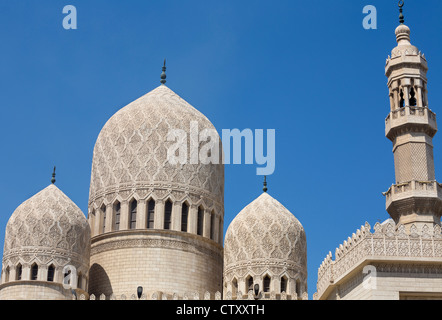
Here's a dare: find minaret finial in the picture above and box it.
[263,176,268,193]
[398,0,405,24]
[51,166,56,184]
[160,59,167,85]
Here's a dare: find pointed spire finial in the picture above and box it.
[51,166,56,184]
[160,59,167,85]
[398,0,405,24]
[263,176,268,193]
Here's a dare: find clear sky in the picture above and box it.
[1,0,441,296]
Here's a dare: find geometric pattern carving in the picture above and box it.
[316,220,442,299]
[224,192,307,297]
[2,184,91,277]
[88,85,224,218]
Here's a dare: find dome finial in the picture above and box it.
[263,176,268,193]
[398,0,405,24]
[160,59,167,85]
[51,166,56,184]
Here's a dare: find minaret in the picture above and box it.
[384,1,442,231]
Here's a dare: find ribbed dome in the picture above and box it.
[391,24,419,57]
[3,184,90,268]
[89,84,224,208]
[224,192,307,272]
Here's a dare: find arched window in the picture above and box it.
[181,203,189,232]
[16,264,22,281]
[263,275,271,292]
[164,200,172,230]
[232,278,238,296]
[280,276,288,293]
[247,276,254,293]
[197,207,204,236]
[409,87,417,106]
[130,200,137,229]
[296,279,301,297]
[4,266,10,283]
[64,270,71,286]
[210,211,215,240]
[399,89,405,108]
[147,199,155,229]
[78,273,83,290]
[114,201,121,231]
[101,205,107,234]
[47,264,55,282]
[31,263,38,281]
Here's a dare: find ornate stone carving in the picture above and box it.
[88,85,224,215]
[2,184,91,280]
[224,192,307,295]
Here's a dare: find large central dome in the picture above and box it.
[89,84,224,208]
[88,83,225,298]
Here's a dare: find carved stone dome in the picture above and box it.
[224,193,307,271]
[89,84,224,211]
[224,192,307,278]
[3,184,90,271]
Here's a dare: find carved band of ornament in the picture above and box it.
[317,236,442,293]
[90,238,223,259]
[224,261,306,274]
[383,180,441,197]
[89,186,224,211]
[390,106,432,118]
[3,248,86,262]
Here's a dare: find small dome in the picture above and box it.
[89,84,223,210]
[3,184,90,269]
[395,24,410,41]
[224,192,307,272]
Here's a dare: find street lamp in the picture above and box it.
[137,286,143,300]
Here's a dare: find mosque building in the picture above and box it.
[0,2,441,300]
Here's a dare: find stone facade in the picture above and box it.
[0,184,91,300]
[315,220,442,300]
[315,10,442,300]
[223,192,307,299]
[87,84,225,297]
[88,230,223,298]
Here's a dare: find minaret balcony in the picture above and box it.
[385,106,437,141]
[383,180,442,220]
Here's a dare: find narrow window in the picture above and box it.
[197,207,204,236]
[247,276,254,293]
[232,278,238,296]
[296,280,301,297]
[16,264,22,281]
[263,275,271,292]
[409,87,417,106]
[210,211,215,240]
[4,266,9,283]
[114,202,121,231]
[64,270,71,286]
[78,273,83,290]
[181,203,189,232]
[147,200,155,229]
[130,200,137,229]
[102,206,107,234]
[280,276,287,293]
[164,200,172,230]
[47,265,55,282]
[399,89,405,108]
[31,264,38,281]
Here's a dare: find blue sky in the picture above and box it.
[1,0,441,295]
